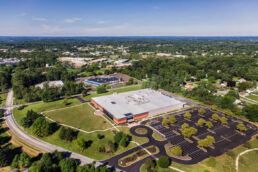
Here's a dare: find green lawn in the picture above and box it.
[139,138,258,172]
[40,127,147,160]
[247,94,258,102]
[84,84,142,100]
[44,103,112,131]
[0,92,7,107]
[13,98,81,123]
[13,96,149,160]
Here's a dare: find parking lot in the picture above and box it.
[147,108,257,163]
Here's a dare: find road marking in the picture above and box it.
[235,148,258,172]
[130,141,154,157]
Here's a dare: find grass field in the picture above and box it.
[13,98,81,123]
[139,137,258,172]
[246,94,258,102]
[44,103,112,131]
[83,84,142,100]
[0,92,7,107]
[13,96,149,160]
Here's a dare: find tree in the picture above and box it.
[242,104,258,122]
[196,118,206,127]
[205,121,213,129]
[198,135,215,148]
[169,115,177,124]
[59,127,78,142]
[184,112,191,120]
[180,124,198,138]
[220,117,228,125]
[75,138,92,151]
[31,117,53,137]
[11,152,31,169]
[212,113,220,121]
[236,123,247,132]
[29,153,54,172]
[198,108,206,115]
[59,158,78,172]
[0,148,8,167]
[170,146,183,156]
[21,110,40,128]
[157,156,171,168]
[96,84,107,94]
[144,158,156,172]
[75,138,87,151]
[114,132,131,148]
[162,117,169,127]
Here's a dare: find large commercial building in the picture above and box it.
[91,89,185,124]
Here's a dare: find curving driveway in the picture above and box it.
[4,90,97,165]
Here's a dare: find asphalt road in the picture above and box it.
[4,90,97,165]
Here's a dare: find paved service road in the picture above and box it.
[4,90,97,165]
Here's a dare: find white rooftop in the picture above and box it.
[92,89,184,119]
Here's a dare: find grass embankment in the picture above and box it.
[0,92,7,107]
[13,97,148,160]
[246,94,258,102]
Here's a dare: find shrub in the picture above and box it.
[157,156,171,168]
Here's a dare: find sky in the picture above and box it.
[0,0,258,36]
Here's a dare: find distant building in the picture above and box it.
[91,89,184,124]
[20,49,33,53]
[58,57,93,68]
[35,80,64,89]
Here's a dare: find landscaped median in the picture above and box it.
[12,97,148,160]
[164,143,192,161]
[118,145,159,167]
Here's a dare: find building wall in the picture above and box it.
[113,117,127,124]
[91,100,149,124]
[133,112,149,120]
[91,99,104,111]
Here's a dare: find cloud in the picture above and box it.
[32,17,48,22]
[64,17,82,23]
